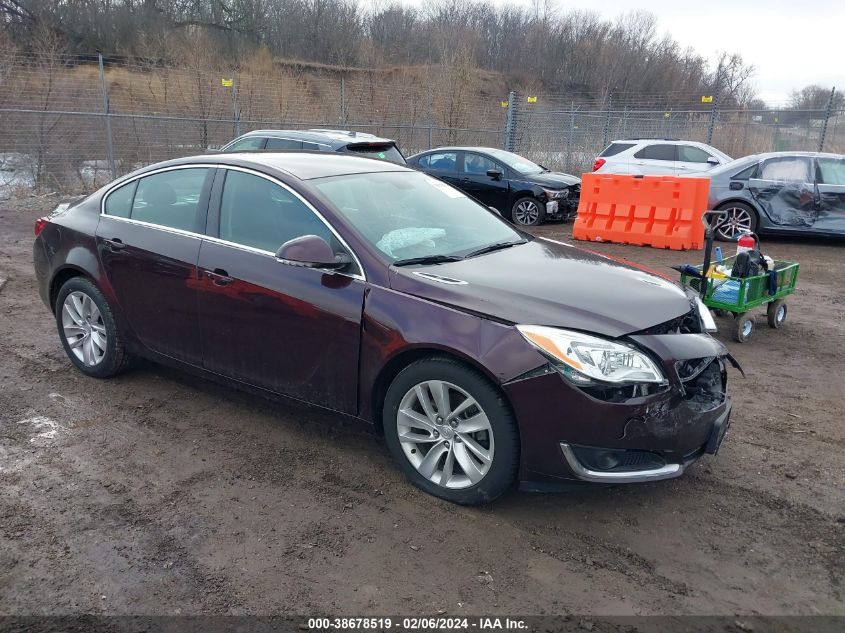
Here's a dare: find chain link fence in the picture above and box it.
[0,53,841,197]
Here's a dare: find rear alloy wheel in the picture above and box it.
[55,277,130,378]
[383,358,519,505]
[511,197,545,226]
[716,202,758,241]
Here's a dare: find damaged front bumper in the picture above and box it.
[503,332,733,488]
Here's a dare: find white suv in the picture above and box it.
[592,139,732,175]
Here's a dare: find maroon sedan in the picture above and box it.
[33,152,733,505]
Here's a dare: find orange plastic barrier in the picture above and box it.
[572,173,710,250]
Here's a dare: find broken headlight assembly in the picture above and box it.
[517,325,666,390]
[543,188,569,200]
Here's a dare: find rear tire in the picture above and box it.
[382,357,519,505]
[715,202,758,241]
[511,197,545,226]
[55,277,131,378]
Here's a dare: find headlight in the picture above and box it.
[694,296,717,332]
[543,188,569,200]
[517,325,665,385]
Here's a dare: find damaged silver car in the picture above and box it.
[706,151,845,240]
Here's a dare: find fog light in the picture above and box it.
[592,450,622,471]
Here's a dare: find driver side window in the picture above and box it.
[462,153,499,175]
[219,170,335,254]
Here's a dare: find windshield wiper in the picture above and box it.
[464,240,526,259]
[392,254,464,267]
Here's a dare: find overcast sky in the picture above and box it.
[390,0,842,105]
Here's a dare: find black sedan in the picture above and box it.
[407,147,580,226]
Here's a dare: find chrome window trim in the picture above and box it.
[99,163,366,281]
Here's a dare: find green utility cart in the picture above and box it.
[681,256,799,343]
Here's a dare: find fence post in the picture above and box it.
[427,88,434,149]
[706,94,720,145]
[602,91,613,148]
[565,101,575,173]
[340,76,347,125]
[818,86,836,152]
[504,90,516,151]
[621,106,628,137]
[98,53,116,180]
[232,71,240,138]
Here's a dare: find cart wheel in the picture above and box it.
[733,313,754,343]
[767,300,787,329]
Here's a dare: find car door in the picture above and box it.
[419,150,461,187]
[196,167,365,413]
[631,144,677,175]
[458,152,510,210]
[95,166,214,366]
[814,156,845,233]
[676,144,718,174]
[748,156,816,227]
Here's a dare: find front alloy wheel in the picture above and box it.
[397,380,494,489]
[383,357,519,505]
[512,197,544,226]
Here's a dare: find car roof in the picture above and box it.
[610,139,707,145]
[130,152,411,182]
[749,151,843,159]
[234,128,397,147]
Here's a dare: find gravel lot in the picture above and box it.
[1,195,843,616]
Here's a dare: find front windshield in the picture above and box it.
[311,171,523,263]
[485,149,545,175]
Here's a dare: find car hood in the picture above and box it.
[388,239,693,338]
[522,172,581,188]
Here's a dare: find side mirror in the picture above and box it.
[275,235,350,270]
[706,157,720,166]
[488,205,502,216]
[486,169,503,180]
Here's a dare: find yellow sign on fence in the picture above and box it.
[527,96,538,103]
[701,95,714,103]
[221,78,233,87]
[501,101,509,108]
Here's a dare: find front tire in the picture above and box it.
[382,357,519,505]
[55,277,131,378]
[715,202,758,241]
[511,197,545,226]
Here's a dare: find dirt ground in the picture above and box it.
[1,194,843,617]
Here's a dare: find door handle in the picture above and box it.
[104,238,125,251]
[205,268,234,286]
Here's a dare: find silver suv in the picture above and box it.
[593,139,732,176]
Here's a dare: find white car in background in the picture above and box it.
[592,139,732,175]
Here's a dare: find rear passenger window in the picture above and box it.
[265,138,302,150]
[302,142,322,150]
[131,168,209,232]
[104,181,136,218]
[599,143,635,157]
[759,158,811,182]
[219,170,333,253]
[634,144,677,161]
